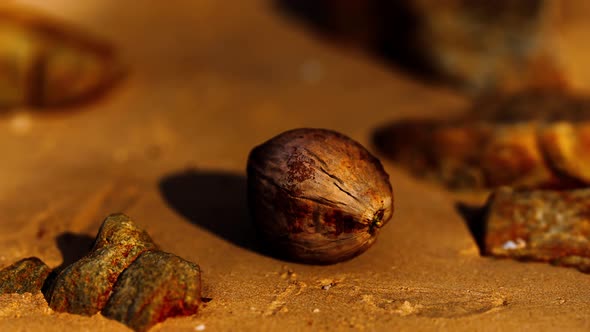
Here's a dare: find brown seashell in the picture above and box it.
[247,128,394,264]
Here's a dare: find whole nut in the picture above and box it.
[247,128,394,264]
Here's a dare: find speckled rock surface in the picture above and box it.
[46,213,158,315]
[0,257,51,294]
[102,251,201,332]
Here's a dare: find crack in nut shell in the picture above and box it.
[247,128,394,264]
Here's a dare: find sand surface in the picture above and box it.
[1,1,590,331]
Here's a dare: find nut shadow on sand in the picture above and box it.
[158,170,271,258]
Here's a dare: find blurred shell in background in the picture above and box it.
[0,5,122,110]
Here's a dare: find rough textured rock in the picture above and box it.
[483,187,590,272]
[373,90,590,189]
[46,213,158,315]
[43,213,202,330]
[102,251,202,332]
[0,257,51,294]
[248,128,393,264]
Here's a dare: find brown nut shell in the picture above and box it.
[247,128,393,264]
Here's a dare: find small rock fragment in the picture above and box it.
[483,187,590,272]
[102,251,201,332]
[0,257,51,294]
[47,213,158,315]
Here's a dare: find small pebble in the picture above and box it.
[47,213,158,315]
[195,324,206,331]
[102,251,201,332]
[0,257,51,294]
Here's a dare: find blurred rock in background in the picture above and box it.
[0,5,123,112]
[277,0,590,96]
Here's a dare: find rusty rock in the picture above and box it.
[102,251,201,332]
[483,187,590,272]
[0,257,51,294]
[373,90,590,190]
[46,213,158,315]
[44,213,203,331]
